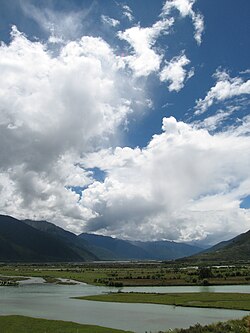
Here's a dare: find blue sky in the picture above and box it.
[0,0,249,244]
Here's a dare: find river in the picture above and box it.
[0,278,249,333]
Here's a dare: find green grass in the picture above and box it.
[1,315,249,333]
[0,315,133,333]
[169,316,250,333]
[76,292,250,311]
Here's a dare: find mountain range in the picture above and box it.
[79,233,202,261]
[0,214,249,262]
[0,215,97,262]
[0,214,202,262]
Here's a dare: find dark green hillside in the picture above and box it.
[0,215,203,262]
[23,219,98,261]
[185,229,250,262]
[0,215,95,262]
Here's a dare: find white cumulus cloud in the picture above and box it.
[160,53,193,91]
[80,117,250,243]
[118,18,174,77]
[0,26,141,231]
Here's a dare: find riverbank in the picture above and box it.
[1,314,250,333]
[76,291,250,311]
[0,280,18,286]
[0,276,28,286]
[0,315,133,333]
[169,316,250,333]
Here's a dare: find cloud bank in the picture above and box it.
[81,117,250,244]
[0,26,140,231]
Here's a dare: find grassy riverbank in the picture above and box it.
[0,315,133,333]
[76,292,250,311]
[0,315,249,333]
[168,316,250,333]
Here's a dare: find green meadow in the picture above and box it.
[77,291,250,311]
[0,316,133,333]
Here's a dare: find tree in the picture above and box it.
[198,266,213,280]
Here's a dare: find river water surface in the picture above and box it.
[0,278,249,333]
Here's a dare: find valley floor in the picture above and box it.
[1,264,250,332]
[1,262,250,287]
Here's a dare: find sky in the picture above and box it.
[0,0,250,246]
